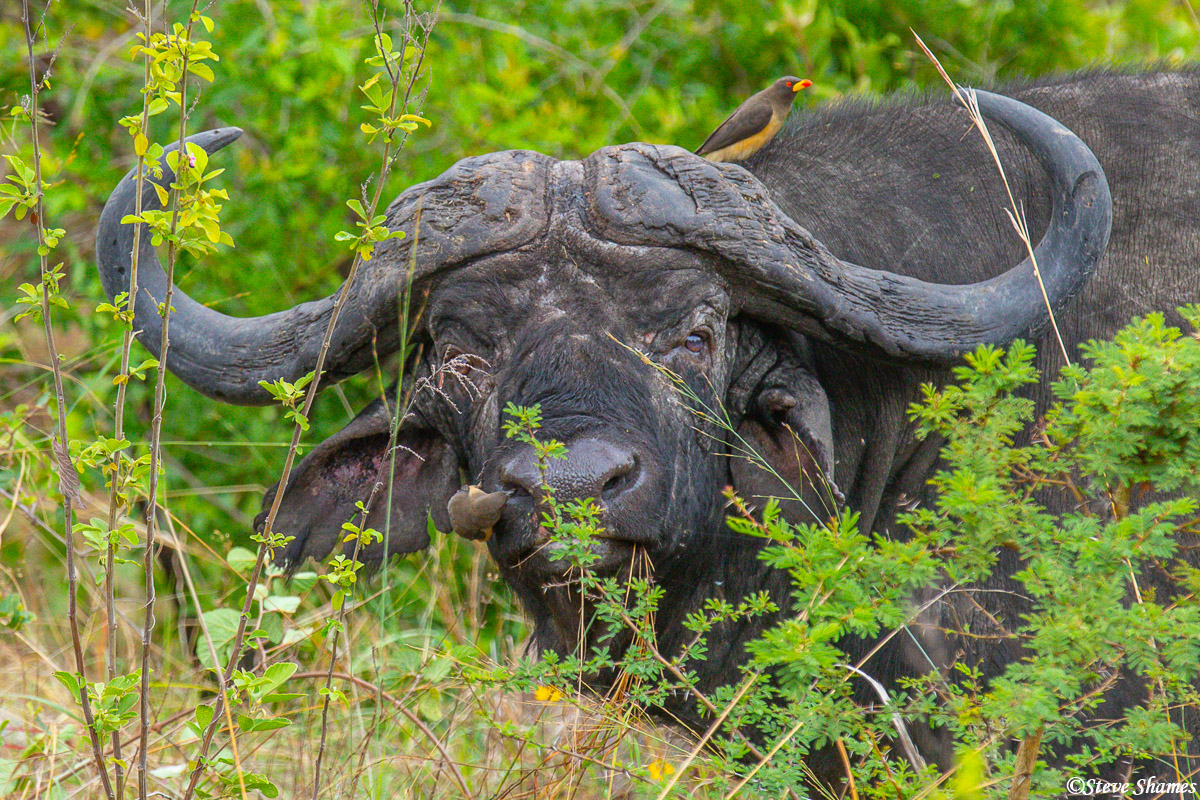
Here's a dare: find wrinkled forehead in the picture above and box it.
[426,241,728,341]
[420,143,733,333]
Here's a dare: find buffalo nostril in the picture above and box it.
[499,459,541,500]
[600,456,637,499]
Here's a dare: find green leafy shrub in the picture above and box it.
[714,310,1200,797]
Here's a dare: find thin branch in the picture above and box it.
[181,5,435,797]
[313,6,436,795]
[142,3,220,799]
[107,0,155,795]
[20,0,115,797]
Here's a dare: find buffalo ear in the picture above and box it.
[730,359,841,524]
[256,396,460,569]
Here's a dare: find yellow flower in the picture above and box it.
[647,759,676,781]
[534,684,565,703]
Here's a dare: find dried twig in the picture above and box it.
[1008,729,1042,800]
[835,738,860,800]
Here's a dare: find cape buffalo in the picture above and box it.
[96,68,1199,778]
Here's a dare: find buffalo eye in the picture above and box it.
[441,345,474,378]
[682,331,708,355]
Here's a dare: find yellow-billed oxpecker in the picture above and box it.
[695,76,812,163]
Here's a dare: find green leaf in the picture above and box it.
[54,670,81,696]
[261,661,298,693]
[191,62,215,83]
[226,546,257,573]
[197,608,242,671]
[193,705,214,736]
[262,595,300,614]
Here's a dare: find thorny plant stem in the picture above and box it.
[182,5,433,799]
[609,603,771,764]
[106,0,154,795]
[21,1,116,798]
[143,3,219,799]
[312,3,435,796]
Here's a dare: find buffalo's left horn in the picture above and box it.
[586,90,1111,362]
[96,132,554,405]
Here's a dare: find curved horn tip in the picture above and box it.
[179,126,244,156]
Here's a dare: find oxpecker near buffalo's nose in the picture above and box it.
[448,485,512,542]
[695,76,812,163]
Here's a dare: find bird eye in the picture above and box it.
[683,332,708,354]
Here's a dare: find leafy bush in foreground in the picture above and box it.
[463,310,1200,798]
[710,309,1200,797]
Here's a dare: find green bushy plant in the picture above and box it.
[720,309,1200,797]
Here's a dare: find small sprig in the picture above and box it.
[0,153,41,221]
[14,261,68,322]
[358,32,432,144]
[257,372,317,431]
[74,518,140,569]
[129,18,219,107]
[120,142,233,259]
[333,198,405,262]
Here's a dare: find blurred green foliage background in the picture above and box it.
[1,0,1198,623]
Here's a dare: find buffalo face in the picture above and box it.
[95,91,1110,662]
[425,247,746,650]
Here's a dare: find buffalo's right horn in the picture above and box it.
[96,133,553,405]
[584,89,1111,362]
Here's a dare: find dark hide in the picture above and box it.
[273,68,1196,776]
[259,69,1197,775]
[729,330,841,524]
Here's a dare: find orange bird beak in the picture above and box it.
[793,79,813,93]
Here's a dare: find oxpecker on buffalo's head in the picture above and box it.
[695,75,813,162]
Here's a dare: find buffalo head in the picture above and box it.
[96,91,1110,659]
